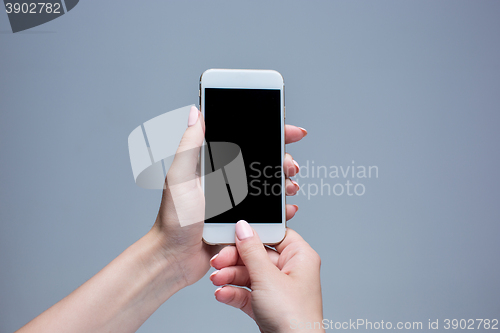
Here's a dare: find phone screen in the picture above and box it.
[204,88,282,224]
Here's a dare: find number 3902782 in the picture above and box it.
[5,3,61,14]
[444,319,498,330]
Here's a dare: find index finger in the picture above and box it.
[210,244,280,269]
[274,227,308,253]
[285,125,308,144]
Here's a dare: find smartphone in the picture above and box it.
[200,69,286,245]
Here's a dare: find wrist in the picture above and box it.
[137,228,189,298]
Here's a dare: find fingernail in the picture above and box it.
[293,160,300,173]
[209,270,219,281]
[188,106,200,127]
[293,204,299,212]
[235,220,253,240]
[291,179,300,190]
[215,286,223,294]
[209,253,218,267]
[299,127,308,137]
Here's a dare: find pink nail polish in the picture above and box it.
[298,127,308,136]
[293,160,300,172]
[209,253,218,267]
[235,220,253,240]
[188,106,199,127]
[291,179,300,190]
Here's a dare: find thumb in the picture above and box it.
[168,106,204,182]
[235,220,279,282]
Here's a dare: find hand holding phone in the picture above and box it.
[151,71,307,287]
[201,69,302,244]
[210,221,324,333]
[14,77,309,333]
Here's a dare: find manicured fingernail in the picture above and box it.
[299,127,308,136]
[291,179,300,190]
[209,253,218,267]
[235,220,253,240]
[214,287,223,295]
[293,204,299,212]
[188,106,200,127]
[293,160,300,173]
[209,270,219,281]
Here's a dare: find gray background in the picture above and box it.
[1,1,499,332]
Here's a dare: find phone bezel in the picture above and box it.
[200,69,286,245]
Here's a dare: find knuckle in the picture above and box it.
[238,291,250,310]
[310,250,321,267]
[225,288,237,305]
[228,268,238,284]
[295,243,321,268]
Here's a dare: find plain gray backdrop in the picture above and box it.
[1,1,499,332]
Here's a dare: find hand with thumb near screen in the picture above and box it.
[210,220,324,333]
[16,106,311,333]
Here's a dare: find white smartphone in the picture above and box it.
[200,69,286,245]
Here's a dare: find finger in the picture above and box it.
[215,286,254,320]
[210,246,239,269]
[283,153,299,177]
[285,178,300,196]
[211,245,280,269]
[272,228,316,270]
[265,247,280,266]
[274,228,308,254]
[274,228,322,277]
[286,204,299,220]
[167,106,204,180]
[207,243,223,260]
[285,125,307,144]
[199,108,206,133]
[235,220,280,282]
[210,266,250,287]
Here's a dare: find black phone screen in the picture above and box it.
[204,88,282,224]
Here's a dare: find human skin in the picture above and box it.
[16,106,307,333]
[210,221,324,333]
